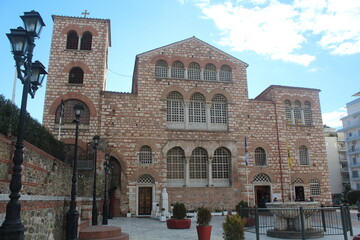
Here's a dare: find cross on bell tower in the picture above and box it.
[82,10,90,18]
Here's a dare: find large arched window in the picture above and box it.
[304,101,312,126]
[189,148,207,179]
[189,93,206,123]
[219,65,232,82]
[284,100,292,124]
[310,178,320,195]
[255,147,267,166]
[171,61,185,79]
[155,60,168,78]
[55,99,90,124]
[294,101,302,125]
[188,62,201,80]
[204,64,216,81]
[66,30,79,49]
[299,145,309,165]
[210,94,227,124]
[212,148,230,179]
[68,67,84,84]
[167,92,184,122]
[80,31,92,50]
[167,147,185,179]
[139,145,153,164]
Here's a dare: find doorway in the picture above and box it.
[255,186,271,207]
[138,187,152,215]
[295,186,305,201]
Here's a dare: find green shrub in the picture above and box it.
[197,207,212,226]
[222,214,246,240]
[235,200,249,218]
[346,190,360,204]
[172,202,187,219]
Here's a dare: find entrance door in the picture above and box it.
[138,187,152,215]
[254,186,271,207]
[295,186,305,201]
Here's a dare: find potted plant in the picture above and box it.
[222,214,246,240]
[235,200,254,227]
[166,202,191,229]
[196,207,212,240]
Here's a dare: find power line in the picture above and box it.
[108,69,132,78]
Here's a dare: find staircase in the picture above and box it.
[79,225,129,240]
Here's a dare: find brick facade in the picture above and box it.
[42,15,332,215]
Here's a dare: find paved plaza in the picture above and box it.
[108,210,360,240]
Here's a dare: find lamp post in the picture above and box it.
[0,11,46,240]
[91,135,100,226]
[66,104,84,240]
[102,154,110,225]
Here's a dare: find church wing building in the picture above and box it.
[43,15,332,216]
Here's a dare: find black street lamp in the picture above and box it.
[102,154,110,225]
[0,10,46,240]
[66,103,84,240]
[91,135,100,226]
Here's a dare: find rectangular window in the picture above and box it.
[352,170,359,178]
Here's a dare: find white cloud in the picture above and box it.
[322,109,347,129]
[193,0,360,65]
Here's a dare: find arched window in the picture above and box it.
[294,101,302,125]
[212,148,230,179]
[304,101,312,126]
[167,92,184,122]
[139,145,152,164]
[155,60,168,78]
[210,94,227,124]
[171,61,185,79]
[167,147,185,179]
[204,63,216,81]
[55,99,90,124]
[68,67,84,84]
[189,148,207,179]
[285,100,292,124]
[255,147,267,166]
[310,178,320,195]
[219,65,232,82]
[66,30,79,49]
[188,62,201,80]
[80,31,92,50]
[299,145,309,165]
[253,173,271,183]
[138,174,155,184]
[189,93,206,123]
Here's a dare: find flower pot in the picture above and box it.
[166,218,191,229]
[196,225,212,240]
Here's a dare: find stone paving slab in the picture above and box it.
[108,211,360,240]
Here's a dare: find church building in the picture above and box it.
[42,15,332,216]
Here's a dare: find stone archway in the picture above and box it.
[109,157,121,217]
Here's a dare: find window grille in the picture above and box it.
[310,178,320,195]
[138,174,155,184]
[68,67,84,84]
[299,145,309,165]
[66,30,78,49]
[167,147,185,179]
[139,145,153,164]
[167,92,184,122]
[55,99,90,124]
[189,93,206,123]
[171,61,185,79]
[188,62,201,80]
[294,101,302,125]
[284,100,292,124]
[293,178,304,184]
[204,64,216,81]
[254,147,267,166]
[219,65,232,82]
[210,94,227,124]
[303,101,312,126]
[80,31,92,50]
[155,60,168,78]
[253,173,271,183]
[212,148,229,179]
[189,148,207,179]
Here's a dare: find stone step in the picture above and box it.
[79,226,129,240]
[79,220,90,231]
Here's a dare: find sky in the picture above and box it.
[1,0,359,129]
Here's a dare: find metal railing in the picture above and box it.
[241,205,353,240]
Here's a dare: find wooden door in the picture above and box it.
[138,187,152,215]
[295,186,305,201]
[255,186,271,207]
